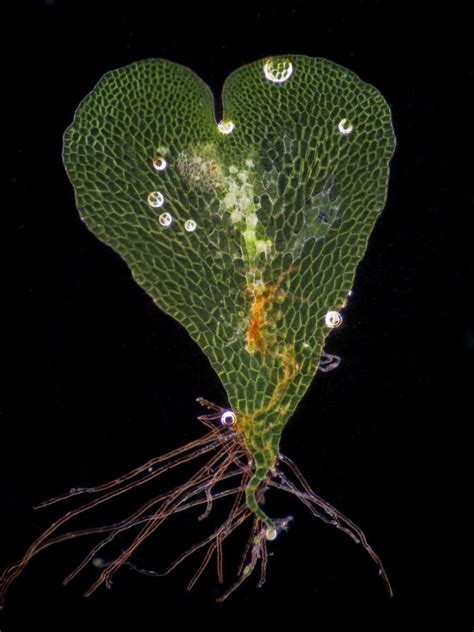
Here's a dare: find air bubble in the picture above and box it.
[265,527,278,541]
[218,120,235,135]
[148,191,164,208]
[158,212,172,227]
[263,58,293,83]
[325,310,342,328]
[184,219,197,232]
[338,118,353,135]
[220,410,236,426]
[152,156,167,171]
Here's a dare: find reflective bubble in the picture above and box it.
[265,527,278,541]
[148,191,164,208]
[263,58,293,83]
[184,219,197,232]
[158,212,172,227]
[338,118,353,135]
[220,410,236,426]
[152,156,167,171]
[324,310,343,328]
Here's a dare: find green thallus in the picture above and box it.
[0,55,396,604]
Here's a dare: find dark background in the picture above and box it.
[1,1,469,630]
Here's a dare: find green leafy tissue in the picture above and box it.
[1,56,395,604]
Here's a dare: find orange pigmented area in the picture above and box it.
[246,282,277,354]
[238,264,301,437]
[245,265,298,355]
[236,343,299,439]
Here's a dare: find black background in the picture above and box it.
[1,1,469,630]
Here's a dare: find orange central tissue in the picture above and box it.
[245,283,277,354]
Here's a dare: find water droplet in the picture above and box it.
[220,410,236,426]
[218,120,235,135]
[152,155,167,171]
[338,118,353,135]
[147,191,164,208]
[325,310,342,328]
[158,212,172,227]
[263,58,293,83]
[184,219,197,232]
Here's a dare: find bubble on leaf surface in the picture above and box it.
[158,212,172,227]
[147,191,164,208]
[263,58,294,83]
